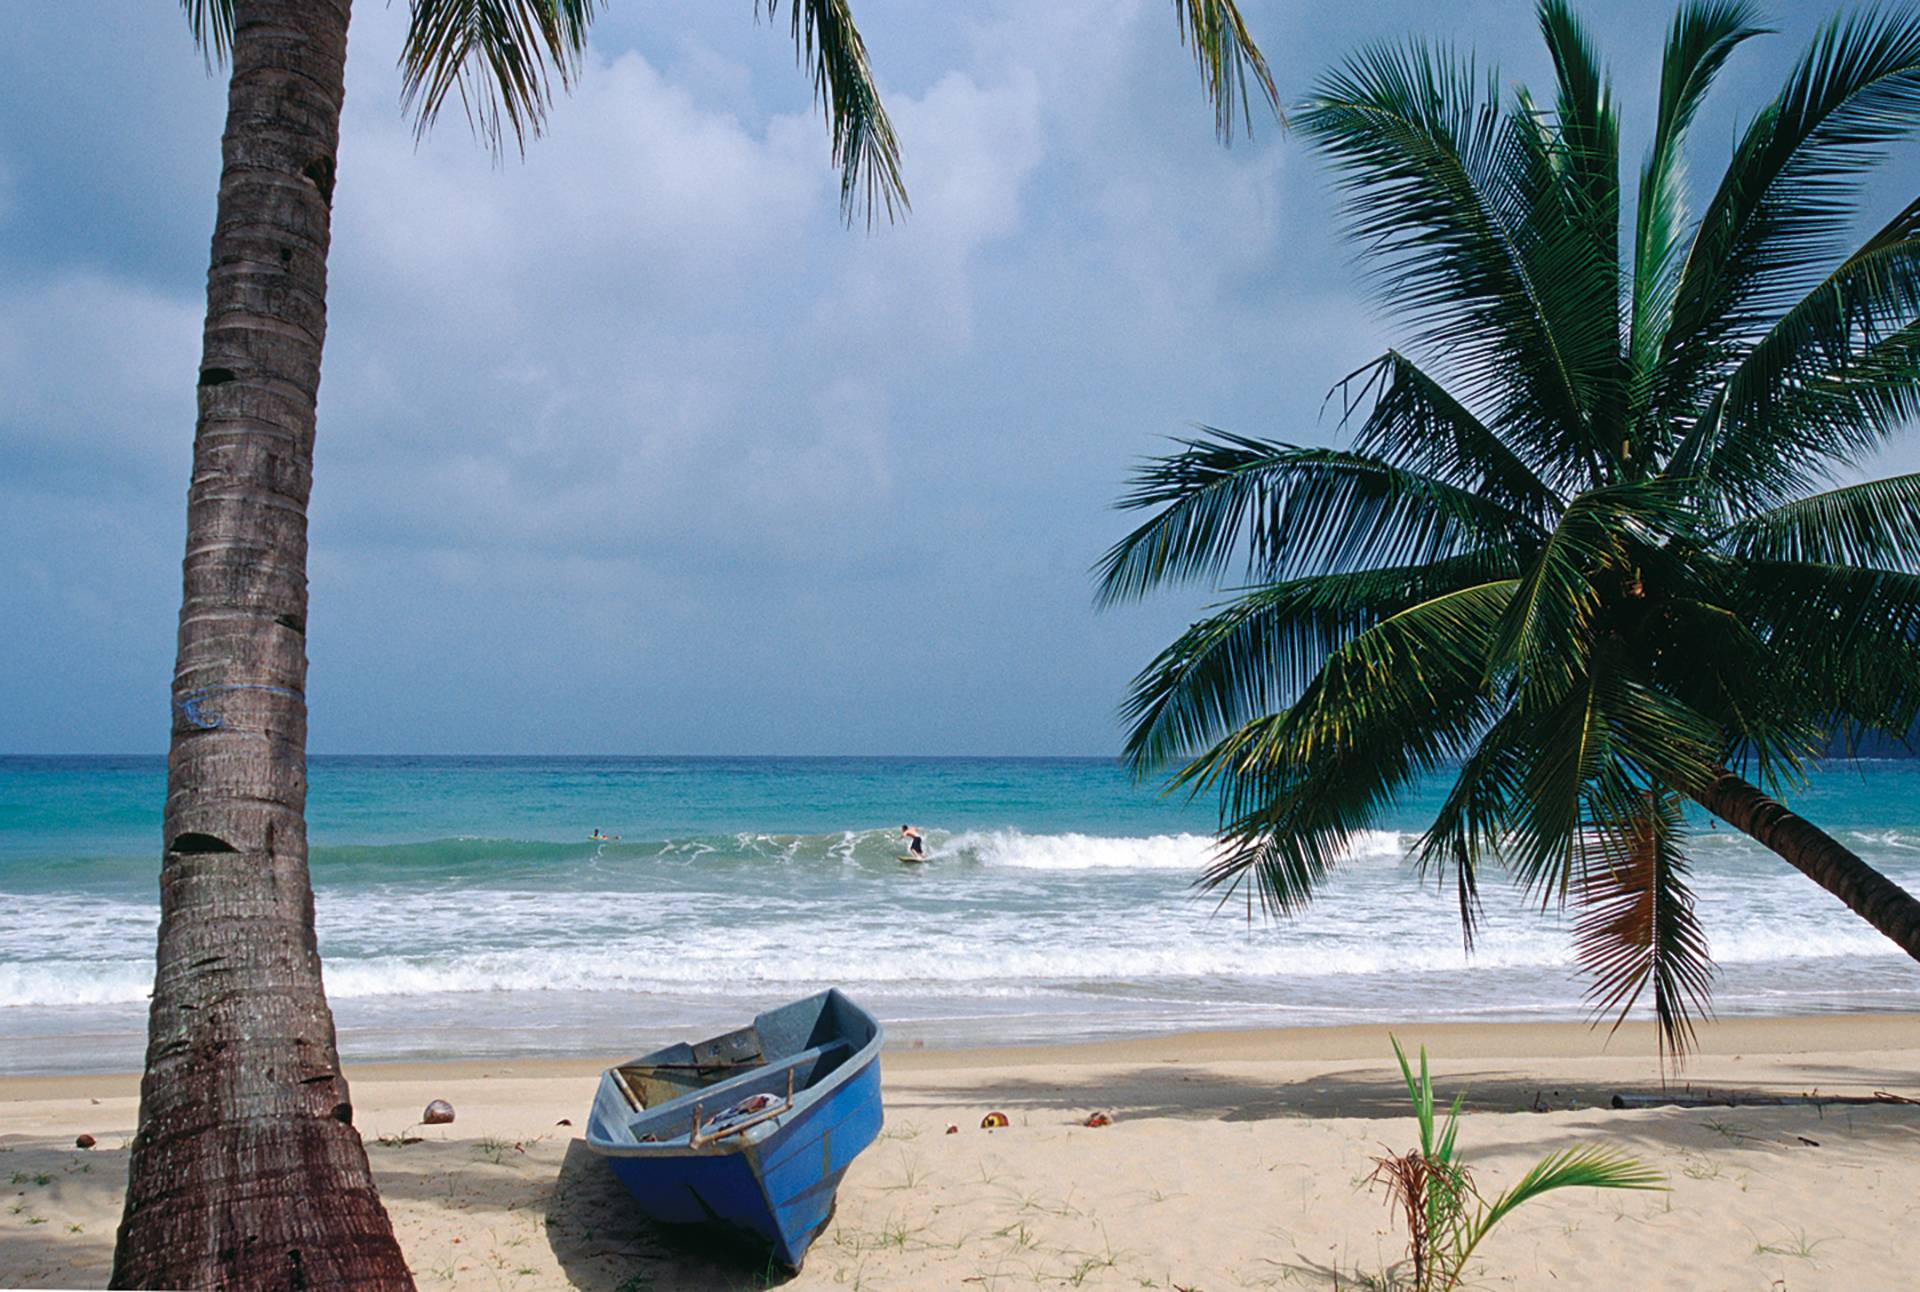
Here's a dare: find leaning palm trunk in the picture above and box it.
[1694,768,1920,962]
[111,1,412,1287]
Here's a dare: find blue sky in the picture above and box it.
[3,1,1917,754]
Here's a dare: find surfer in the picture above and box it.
[900,825,925,860]
[590,828,619,841]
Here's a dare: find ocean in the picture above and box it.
[2,755,1917,1074]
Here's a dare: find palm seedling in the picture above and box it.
[1371,1039,1663,1292]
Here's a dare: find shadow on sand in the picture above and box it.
[542,1139,793,1291]
[903,1059,1920,1123]
[900,1061,1920,1176]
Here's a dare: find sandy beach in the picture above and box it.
[2,1014,1916,1290]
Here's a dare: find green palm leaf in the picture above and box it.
[181,0,236,68]
[1677,202,1920,506]
[1657,7,1920,424]
[1535,0,1627,449]
[1475,1146,1666,1235]
[1628,2,1769,439]
[1741,560,1920,744]
[1096,434,1538,605]
[1413,706,1533,948]
[1192,581,1515,914]
[1299,42,1605,490]
[1120,556,1516,776]
[1341,351,1564,523]
[1488,478,1694,689]
[1719,474,1920,569]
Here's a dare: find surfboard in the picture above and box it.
[897,855,926,864]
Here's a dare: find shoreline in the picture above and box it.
[5,1013,1917,1288]
[5,1010,1915,1093]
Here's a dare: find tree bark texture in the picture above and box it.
[111,2,413,1288]
[1693,767,1920,964]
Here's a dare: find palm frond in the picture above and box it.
[1538,0,1617,212]
[400,0,599,155]
[1740,559,1920,745]
[1502,660,1721,901]
[762,0,907,227]
[181,0,235,68]
[1502,666,1613,898]
[1096,433,1539,605]
[1675,199,1920,505]
[1390,1038,1466,1164]
[1719,473,1920,569]
[1120,555,1516,776]
[1536,0,1626,450]
[1574,789,1714,1062]
[1722,320,1920,509]
[1603,674,1725,798]
[1658,7,1920,420]
[1414,705,1533,949]
[1338,351,1565,523]
[1647,589,1822,789]
[1627,2,1769,434]
[1190,580,1516,914]
[1170,0,1281,142]
[1298,39,1608,490]
[1475,1147,1666,1234]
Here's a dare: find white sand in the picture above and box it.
[3,1014,1917,1289]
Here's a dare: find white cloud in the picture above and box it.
[310,16,1061,581]
[813,67,1047,348]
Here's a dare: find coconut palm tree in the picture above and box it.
[119,2,1275,1288]
[1099,0,1920,1063]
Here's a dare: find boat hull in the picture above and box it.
[604,1052,882,1267]
[585,989,885,1270]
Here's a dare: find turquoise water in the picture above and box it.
[2,755,1917,1073]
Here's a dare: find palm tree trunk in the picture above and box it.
[1692,767,1920,964]
[110,2,412,1288]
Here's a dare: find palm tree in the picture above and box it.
[119,2,1276,1288]
[1099,0,1920,1063]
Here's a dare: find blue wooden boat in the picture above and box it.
[583,989,884,1270]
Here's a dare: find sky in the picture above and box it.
[3,0,1918,755]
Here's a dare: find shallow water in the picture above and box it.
[2,755,1916,1073]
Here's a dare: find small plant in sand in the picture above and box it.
[1370,1040,1663,1292]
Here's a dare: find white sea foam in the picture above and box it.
[2,896,1899,1012]
[0,825,1912,1015]
[0,961,153,1007]
[944,828,1410,871]
[1847,829,1920,851]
